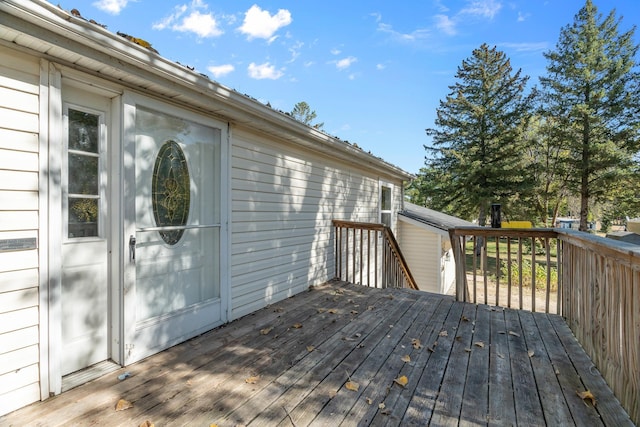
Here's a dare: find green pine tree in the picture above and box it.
[539,0,640,231]
[424,43,535,225]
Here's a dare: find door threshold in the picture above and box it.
[62,360,121,392]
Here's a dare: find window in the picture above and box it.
[380,184,392,228]
[67,108,101,238]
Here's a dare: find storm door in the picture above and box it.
[123,102,223,363]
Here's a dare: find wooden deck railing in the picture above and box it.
[449,226,640,424]
[332,220,418,290]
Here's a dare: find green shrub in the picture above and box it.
[500,259,558,291]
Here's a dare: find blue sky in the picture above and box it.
[57,0,639,174]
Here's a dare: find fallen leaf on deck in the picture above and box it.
[334,288,344,295]
[378,402,386,409]
[528,350,535,358]
[260,326,273,335]
[461,315,470,322]
[292,323,303,329]
[401,355,411,363]
[439,330,448,337]
[577,390,597,406]
[387,294,394,300]
[474,341,485,348]
[464,348,472,352]
[317,308,327,313]
[508,330,520,337]
[328,308,338,314]
[115,399,133,411]
[139,421,154,427]
[307,345,315,352]
[346,381,360,391]
[273,307,284,313]
[394,375,408,387]
[245,375,260,384]
[329,390,337,399]
[209,424,218,427]
[367,305,376,310]
[411,339,422,349]
[350,310,359,315]
[366,397,373,405]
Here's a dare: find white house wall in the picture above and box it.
[398,220,441,294]
[230,127,400,319]
[0,45,42,415]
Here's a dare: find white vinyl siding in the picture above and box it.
[0,45,41,416]
[230,128,401,319]
[398,219,441,294]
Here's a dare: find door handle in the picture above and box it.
[129,235,136,262]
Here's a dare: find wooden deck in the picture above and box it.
[1,281,633,426]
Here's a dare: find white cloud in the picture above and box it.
[376,63,386,70]
[287,41,304,63]
[376,21,430,43]
[207,64,235,78]
[247,62,284,79]
[93,0,129,15]
[517,11,530,22]
[153,1,223,38]
[331,48,342,55]
[334,56,357,70]
[238,5,292,41]
[500,42,548,52]
[434,14,457,35]
[461,0,502,19]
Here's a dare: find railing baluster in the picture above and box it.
[531,237,536,312]
[518,238,523,310]
[496,235,500,307]
[545,237,551,313]
[507,237,512,308]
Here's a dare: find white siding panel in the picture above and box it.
[0,170,38,191]
[0,148,38,172]
[0,107,38,133]
[0,45,39,94]
[0,326,39,355]
[0,211,38,231]
[0,191,38,210]
[399,220,441,293]
[0,345,39,376]
[0,268,38,293]
[0,306,38,335]
[0,86,39,113]
[0,363,38,395]
[0,128,39,153]
[0,250,38,273]
[0,383,40,417]
[0,288,38,314]
[230,128,404,319]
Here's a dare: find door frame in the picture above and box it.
[44,65,123,395]
[121,90,230,364]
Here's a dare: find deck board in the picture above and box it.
[0,281,633,426]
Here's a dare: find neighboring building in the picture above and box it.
[0,1,412,415]
[398,203,474,295]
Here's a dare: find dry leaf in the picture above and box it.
[260,326,273,335]
[439,330,448,337]
[292,323,303,329]
[328,308,338,314]
[411,338,422,349]
[401,355,411,363]
[351,310,359,315]
[528,350,535,358]
[497,352,505,359]
[307,345,315,352]
[367,305,376,310]
[387,294,394,300]
[577,390,597,406]
[317,308,327,313]
[346,381,360,391]
[378,402,386,409]
[210,424,218,427]
[461,315,470,322]
[394,375,408,387]
[329,390,337,399]
[464,348,472,352]
[139,421,154,427]
[335,288,344,295]
[508,330,520,337]
[115,399,133,411]
[245,375,260,384]
[474,341,485,348]
[366,397,373,405]
[274,307,284,313]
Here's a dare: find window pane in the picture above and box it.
[68,197,98,237]
[381,212,391,228]
[69,153,99,195]
[69,109,99,153]
[381,186,391,210]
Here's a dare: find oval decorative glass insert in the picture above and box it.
[152,140,190,245]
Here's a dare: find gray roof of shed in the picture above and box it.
[399,202,475,231]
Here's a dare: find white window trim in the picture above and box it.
[379,180,394,228]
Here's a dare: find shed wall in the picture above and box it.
[0,45,42,415]
[398,220,441,293]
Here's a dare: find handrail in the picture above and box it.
[448,225,639,424]
[332,220,418,290]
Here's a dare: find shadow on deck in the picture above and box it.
[1,281,633,426]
